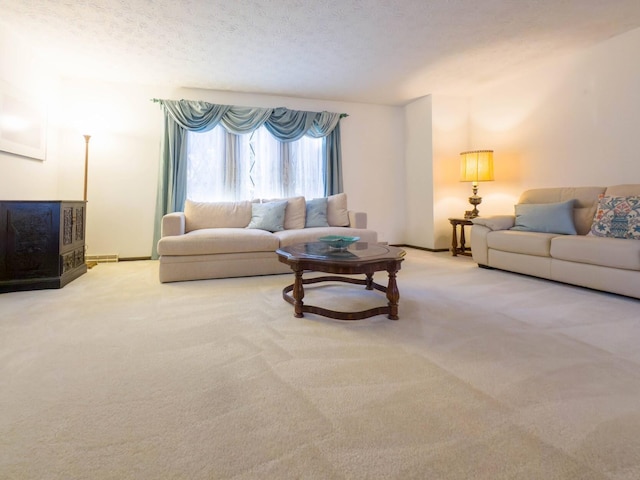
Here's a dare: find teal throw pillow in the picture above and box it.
[246,201,288,232]
[511,199,577,235]
[305,197,329,228]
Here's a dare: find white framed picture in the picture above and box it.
[0,80,47,161]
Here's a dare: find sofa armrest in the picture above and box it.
[472,215,515,231]
[470,215,515,266]
[348,211,367,229]
[470,224,491,265]
[162,212,186,237]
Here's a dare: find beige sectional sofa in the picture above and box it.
[470,184,640,299]
[157,193,378,282]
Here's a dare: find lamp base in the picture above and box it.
[466,192,482,218]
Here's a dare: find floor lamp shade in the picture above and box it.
[460,150,494,218]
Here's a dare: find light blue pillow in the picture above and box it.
[246,201,288,232]
[511,199,577,235]
[305,197,329,227]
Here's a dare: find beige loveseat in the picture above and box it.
[470,184,640,299]
[157,193,378,282]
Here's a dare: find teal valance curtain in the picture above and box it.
[151,99,345,258]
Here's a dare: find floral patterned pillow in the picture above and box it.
[590,195,640,239]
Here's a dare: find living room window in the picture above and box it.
[152,99,345,258]
[186,125,324,202]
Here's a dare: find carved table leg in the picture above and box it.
[459,224,467,255]
[451,223,459,256]
[386,268,400,320]
[365,273,374,290]
[293,268,305,318]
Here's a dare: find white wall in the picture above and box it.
[6,19,640,257]
[1,24,405,257]
[75,85,404,256]
[404,95,471,250]
[432,95,472,249]
[403,26,640,249]
[404,95,433,248]
[0,26,60,199]
[173,89,405,246]
[53,79,167,258]
[469,26,640,215]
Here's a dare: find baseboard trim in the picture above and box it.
[119,256,152,262]
[392,244,450,253]
[85,254,118,263]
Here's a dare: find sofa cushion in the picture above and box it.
[157,228,279,256]
[274,227,378,247]
[551,235,640,271]
[327,193,349,227]
[247,201,288,232]
[518,186,605,235]
[511,200,577,235]
[305,197,329,227]
[604,184,640,197]
[184,200,252,232]
[589,195,640,240]
[487,230,557,257]
[259,196,306,230]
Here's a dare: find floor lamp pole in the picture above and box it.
[83,134,91,202]
[82,134,97,268]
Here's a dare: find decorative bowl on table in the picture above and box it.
[318,235,360,251]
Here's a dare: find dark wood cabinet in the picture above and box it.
[0,201,87,293]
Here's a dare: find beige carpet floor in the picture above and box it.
[2,249,640,479]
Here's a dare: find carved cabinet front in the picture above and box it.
[0,201,87,293]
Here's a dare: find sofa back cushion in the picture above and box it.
[518,186,605,235]
[604,184,640,197]
[184,200,252,232]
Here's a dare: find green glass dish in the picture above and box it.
[318,235,360,250]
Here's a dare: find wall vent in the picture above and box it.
[86,254,119,263]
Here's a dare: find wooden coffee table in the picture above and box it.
[276,242,406,320]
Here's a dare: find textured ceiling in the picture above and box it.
[2,0,640,105]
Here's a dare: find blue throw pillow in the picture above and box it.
[511,199,577,235]
[305,197,329,227]
[246,201,288,232]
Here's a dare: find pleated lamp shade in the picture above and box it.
[460,150,494,184]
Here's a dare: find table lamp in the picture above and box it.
[460,150,494,219]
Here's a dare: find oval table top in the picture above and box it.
[276,242,405,264]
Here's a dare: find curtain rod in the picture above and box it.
[150,98,347,117]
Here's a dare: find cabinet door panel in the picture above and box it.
[0,203,60,279]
